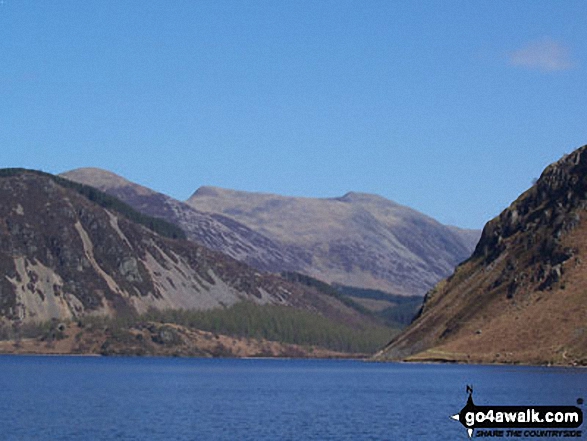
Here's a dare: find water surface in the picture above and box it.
[0,356,584,440]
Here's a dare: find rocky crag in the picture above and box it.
[375,145,587,366]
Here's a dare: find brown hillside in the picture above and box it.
[375,144,587,366]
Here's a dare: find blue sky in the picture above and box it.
[1,1,586,229]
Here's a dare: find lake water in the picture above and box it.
[0,356,585,440]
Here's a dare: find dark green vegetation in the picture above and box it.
[0,168,185,240]
[0,301,397,354]
[144,302,398,353]
[281,272,422,328]
[0,319,67,343]
[139,302,396,353]
[281,272,372,314]
[281,272,423,329]
[335,285,423,327]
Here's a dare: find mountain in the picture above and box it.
[375,145,587,366]
[188,187,479,295]
[0,169,376,333]
[63,168,479,296]
[61,168,308,274]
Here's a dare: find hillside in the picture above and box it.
[61,168,307,274]
[375,144,587,366]
[63,168,479,296]
[188,187,479,295]
[0,170,386,342]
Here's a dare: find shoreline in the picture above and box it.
[1,349,585,368]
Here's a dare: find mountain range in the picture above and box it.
[2,142,585,363]
[62,168,479,296]
[0,169,366,327]
[376,144,587,366]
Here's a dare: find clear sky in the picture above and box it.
[1,1,586,229]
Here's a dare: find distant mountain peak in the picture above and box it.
[335,191,398,205]
[190,185,223,198]
[64,167,132,188]
[189,185,480,295]
[192,188,391,204]
[62,168,156,198]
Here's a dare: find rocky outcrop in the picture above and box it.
[375,145,587,366]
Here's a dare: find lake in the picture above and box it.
[0,356,584,440]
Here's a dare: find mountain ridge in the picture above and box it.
[64,168,479,296]
[62,168,310,276]
[187,183,479,295]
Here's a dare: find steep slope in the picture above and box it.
[61,168,308,274]
[188,187,479,295]
[376,145,587,365]
[0,170,373,330]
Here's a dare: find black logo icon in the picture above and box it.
[451,385,583,438]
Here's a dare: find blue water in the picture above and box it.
[0,356,585,440]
